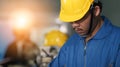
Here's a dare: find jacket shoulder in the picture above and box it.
[112,25,120,36]
[109,25,120,43]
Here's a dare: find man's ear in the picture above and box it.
[94,6,101,16]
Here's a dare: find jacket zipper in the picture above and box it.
[83,40,87,67]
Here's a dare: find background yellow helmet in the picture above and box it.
[44,30,68,47]
[59,0,94,22]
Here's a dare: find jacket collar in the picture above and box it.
[76,16,113,40]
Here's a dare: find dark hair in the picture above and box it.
[93,1,103,12]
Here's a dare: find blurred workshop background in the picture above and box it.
[0,0,120,67]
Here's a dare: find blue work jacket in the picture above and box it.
[48,16,120,67]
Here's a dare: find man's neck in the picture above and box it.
[85,17,103,43]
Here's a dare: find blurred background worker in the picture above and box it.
[1,17,41,67]
[49,0,120,67]
[0,0,68,67]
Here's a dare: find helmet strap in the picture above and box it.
[87,8,94,36]
[87,4,98,36]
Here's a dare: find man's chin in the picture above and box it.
[76,31,88,37]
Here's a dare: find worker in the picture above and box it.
[48,0,120,67]
[2,28,40,67]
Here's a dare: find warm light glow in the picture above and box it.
[10,9,33,29]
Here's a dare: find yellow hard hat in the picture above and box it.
[59,0,94,22]
[44,30,68,47]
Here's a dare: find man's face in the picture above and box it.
[71,11,91,37]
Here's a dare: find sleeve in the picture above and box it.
[115,44,120,67]
[48,46,66,67]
